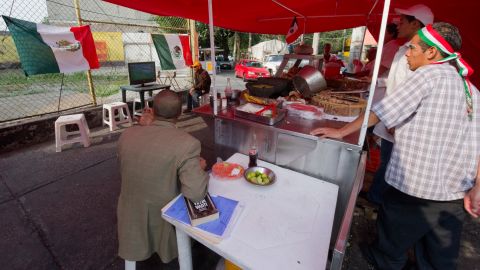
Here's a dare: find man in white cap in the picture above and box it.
[368,4,434,205]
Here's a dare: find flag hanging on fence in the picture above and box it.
[2,16,99,76]
[286,17,301,44]
[151,34,192,70]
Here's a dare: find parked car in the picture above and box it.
[262,54,284,76]
[234,59,270,81]
[216,55,233,70]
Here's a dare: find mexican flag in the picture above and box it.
[151,34,192,70]
[3,16,99,76]
[286,17,301,44]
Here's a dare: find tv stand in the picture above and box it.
[120,83,171,109]
[135,83,151,88]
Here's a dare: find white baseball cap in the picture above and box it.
[395,4,434,26]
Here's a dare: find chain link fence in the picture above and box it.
[0,0,189,124]
[0,0,355,124]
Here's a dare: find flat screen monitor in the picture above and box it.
[128,61,156,87]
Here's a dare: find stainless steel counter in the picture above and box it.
[193,104,365,269]
[194,104,360,145]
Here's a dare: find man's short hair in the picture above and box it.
[153,90,182,119]
[386,23,399,39]
[418,22,462,57]
[404,15,425,28]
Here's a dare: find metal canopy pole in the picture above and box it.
[208,0,218,115]
[73,0,97,106]
[357,0,391,146]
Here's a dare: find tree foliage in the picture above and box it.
[151,16,189,33]
[152,16,352,59]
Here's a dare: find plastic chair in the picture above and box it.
[164,71,182,91]
[54,113,91,152]
[102,102,132,131]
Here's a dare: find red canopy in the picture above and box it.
[103,0,479,86]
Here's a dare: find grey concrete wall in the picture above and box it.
[0,106,106,153]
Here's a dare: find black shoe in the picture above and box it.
[360,242,378,269]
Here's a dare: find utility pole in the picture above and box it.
[233,32,239,61]
[248,33,252,59]
[312,33,320,54]
[73,0,96,106]
[188,19,197,80]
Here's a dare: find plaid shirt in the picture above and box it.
[372,63,480,201]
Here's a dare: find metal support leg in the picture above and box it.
[176,229,193,270]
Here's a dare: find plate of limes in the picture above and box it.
[244,166,276,186]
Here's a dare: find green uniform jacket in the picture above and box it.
[117,120,208,262]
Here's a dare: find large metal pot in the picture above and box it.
[246,77,292,98]
[292,65,327,98]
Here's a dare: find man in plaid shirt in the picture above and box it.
[312,22,480,269]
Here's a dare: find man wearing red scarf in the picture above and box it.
[311,22,480,269]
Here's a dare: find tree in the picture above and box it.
[151,16,188,33]
[195,22,234,60]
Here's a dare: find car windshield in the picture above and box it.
[246,61,263,68]
[267,55,283,62]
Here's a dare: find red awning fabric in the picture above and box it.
[103,0,479,86]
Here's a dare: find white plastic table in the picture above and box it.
[164,153,339,270]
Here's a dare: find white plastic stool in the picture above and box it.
[102,102,132,131]
[55,113,91,152]
[132,96,154,116]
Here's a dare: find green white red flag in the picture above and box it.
[2,16,99,76]
[151,34,192,70]
[286,17,301,44]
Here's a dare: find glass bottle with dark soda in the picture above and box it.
[248,133,257,167]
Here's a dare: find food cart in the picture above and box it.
[103,0,480,268]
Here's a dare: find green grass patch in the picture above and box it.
[0,69,128,98]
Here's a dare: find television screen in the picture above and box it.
[128,62,156,86]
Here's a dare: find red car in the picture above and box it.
[234,59,270,81]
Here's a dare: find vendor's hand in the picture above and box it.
[464,184,480,218]
[189,88,195,95]
[387,127,395,136]
[199,157,207,170]
[310,127,344,139]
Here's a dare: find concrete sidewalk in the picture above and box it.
[0,113,479,270]
[0,114,217,270]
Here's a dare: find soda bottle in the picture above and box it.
[217,92,222,109]
[225,78,233,106]
[248,133,258,167]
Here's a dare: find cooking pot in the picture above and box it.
[246,77,292,98]
[292,65,327,98]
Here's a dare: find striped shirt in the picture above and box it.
[372,63,480,200]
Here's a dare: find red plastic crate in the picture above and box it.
[366,147,380,173]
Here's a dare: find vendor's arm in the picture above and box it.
[310,111,380,138]
[465,157,480,218]
[178,139,209,202]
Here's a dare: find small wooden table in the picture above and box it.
[120,84,170,108]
